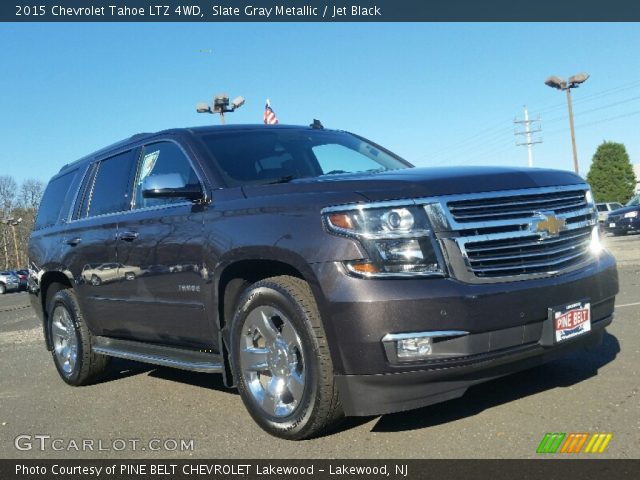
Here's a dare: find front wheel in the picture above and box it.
[230,276,343,440]
[0,283,5,295]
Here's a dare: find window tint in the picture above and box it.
[87,150,136,217]
[34,170,76,229]
[133,142,200,209]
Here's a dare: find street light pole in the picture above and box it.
[544,72,590,175]
[565,88,579,175]
[1,217,22,268]
[196,93,245,124]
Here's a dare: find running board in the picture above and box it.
[93,336,223,373]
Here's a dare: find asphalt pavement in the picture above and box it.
[1,234,638,459]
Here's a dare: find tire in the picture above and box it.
[0,283,5,295]
[47,288,109,386]
[91,275,101,286]
[230,275,343,440]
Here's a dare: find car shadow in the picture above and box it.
[147,365,233,394]
[371,332,620,433]
[98,357,234,394]
[94,333,620,436]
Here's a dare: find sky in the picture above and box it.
[1,22,639,186]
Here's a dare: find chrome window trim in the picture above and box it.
[67,138,207,224]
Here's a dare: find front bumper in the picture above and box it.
[311,252,618,416]
[335,317,610,416]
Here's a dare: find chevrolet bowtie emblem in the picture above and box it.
[532,212,566,238]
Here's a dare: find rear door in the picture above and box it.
[103,139,211,348]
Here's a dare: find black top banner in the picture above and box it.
[3,0,640,22]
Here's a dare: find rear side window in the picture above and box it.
[34,170,76,230]
[86,150,137,218]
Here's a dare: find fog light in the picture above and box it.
[396,337,432,359]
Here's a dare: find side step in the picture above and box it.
[93,336,223,373]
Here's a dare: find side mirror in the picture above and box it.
[142,173,204,202]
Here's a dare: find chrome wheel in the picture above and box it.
[239,305,305,418]
[51,305,78,375]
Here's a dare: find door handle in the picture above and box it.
[65,237,82,246]
[118,231,139,242]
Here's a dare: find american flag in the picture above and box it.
[264,99,279,125]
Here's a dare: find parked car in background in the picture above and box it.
[596,202,623,224]
[604,195,640,235]
[0,271,20,294]
[14,269,29,290]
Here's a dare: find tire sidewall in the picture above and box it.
[48,291,85,385]
[230,284,320,438]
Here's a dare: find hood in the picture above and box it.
[609,204,640,216]
[242,166,585,202]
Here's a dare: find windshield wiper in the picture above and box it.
[264,175,295,184]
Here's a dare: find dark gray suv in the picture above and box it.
[28,125,618,439]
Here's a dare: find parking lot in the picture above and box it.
[0,234,638,459]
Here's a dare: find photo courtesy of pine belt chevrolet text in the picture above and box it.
[27,124,618,439]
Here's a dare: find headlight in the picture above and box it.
[585,189,594,205]
[624,211,638,218]
[323,204,445,278]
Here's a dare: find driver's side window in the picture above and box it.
[133,141,200,209]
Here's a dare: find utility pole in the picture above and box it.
[514,105,542,167]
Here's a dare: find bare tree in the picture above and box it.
[0,175,17,213]
[19,178,45,211]
[0,176,46,269]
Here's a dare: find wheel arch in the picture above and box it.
[39,270,74,350]
[213,248,336,386]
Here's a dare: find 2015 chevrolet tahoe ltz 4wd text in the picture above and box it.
[28,124,618,439]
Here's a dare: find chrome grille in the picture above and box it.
[436,185,597,282]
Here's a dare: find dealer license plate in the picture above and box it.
[553,301,591,343]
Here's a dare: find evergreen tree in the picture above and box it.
[586,141,636,203]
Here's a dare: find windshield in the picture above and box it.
[197,129,410,186]
[627,194,640,207]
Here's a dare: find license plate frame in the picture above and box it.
[552,301,591,343]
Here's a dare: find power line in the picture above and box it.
[419,77,640,165]
[542,94,640,125]
[544,109,640,136]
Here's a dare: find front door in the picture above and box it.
[102,140,212,349]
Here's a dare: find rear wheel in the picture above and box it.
[47,288,109,385]
[230,276,343,440]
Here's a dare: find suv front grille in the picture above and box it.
[434,185,598,283]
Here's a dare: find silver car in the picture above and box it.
[0,270,20,295]
[596,202,624,223]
